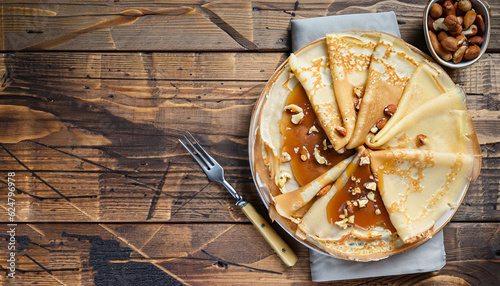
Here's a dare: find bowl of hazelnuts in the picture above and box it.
[424,0,490,68]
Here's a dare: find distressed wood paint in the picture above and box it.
[0,0,498,284]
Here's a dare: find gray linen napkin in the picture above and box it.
[291,12,446,281]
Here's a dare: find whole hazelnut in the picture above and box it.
[458,0,472,12]
[443,15,462,36]
[430,3,443,19]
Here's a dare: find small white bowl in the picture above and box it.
[423,0,491,68]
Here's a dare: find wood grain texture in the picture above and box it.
[0,223,498,285]
[0,1,499,284]
[1,0,499,51]
[0,51,499,222]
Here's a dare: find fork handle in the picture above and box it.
[240,202,298,267]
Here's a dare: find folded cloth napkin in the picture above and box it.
[291,12,401,52]
[310,231,445,281]
[290,12,446,281]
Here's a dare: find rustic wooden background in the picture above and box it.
[0,0,499,285]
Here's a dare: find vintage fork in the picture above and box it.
[179,132,297,267]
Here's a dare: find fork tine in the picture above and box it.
[183,134,214,169]
[186,132,216,167]
[178,138,209,171]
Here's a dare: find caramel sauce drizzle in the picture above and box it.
[326,159,396,233]
[280,83,353,186]
[280,76,396,233]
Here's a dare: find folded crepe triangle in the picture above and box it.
[366,61,455,147]
[347,34,424,149]
[288,41,348,151]
[274,156,353,219]
[367,86,478,155]
[326,32,380,144]
[370,149,474,244]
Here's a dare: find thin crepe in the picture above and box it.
[288,40,348,151]
[347,34,423,149]
[370,149,474,243]
[326,32,379,144]
[274,156,353,219]
[366,62,455,147]
[367,87,477,154]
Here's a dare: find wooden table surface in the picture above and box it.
[0,0,499,285]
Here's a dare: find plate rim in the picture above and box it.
[248,31,475,261]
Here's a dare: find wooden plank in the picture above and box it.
[0,169,497,222]
[0,222,497,285]
[3,52,287,81]
[1,0,499,51]
[0,55,499,222]
[4,52,500,87]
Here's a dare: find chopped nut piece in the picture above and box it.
[281,152,291,162]
[294,147,299,154]
[375,209,382,215]
[335,126,347,137]
[354,86,364,98]
[370,125,378,134]
[284,104,303,114]
[354,98,361,110]
[416,134,427,147]
[277,171,291,188]
[322,139,328,150]
[317,184,332,197]
[359,156,370,166]
[284,104,304,124]
[313,147,328,165]
[348,215,355,224]
[384,104,397,116]
[300,147,310,161]
[367,191,375,201]
[347,203,354,213]
[364,181,376,191]
[352,187,362,195]
[291,112,304,124]
[308,125,319,134]
[339,214,345,219]
[335,218,349,229]
[358,199,369,208]
[353,201,359,207]
[351,175,356,181]
[376,117,387,130]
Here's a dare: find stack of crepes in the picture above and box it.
[254,31,481,261]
